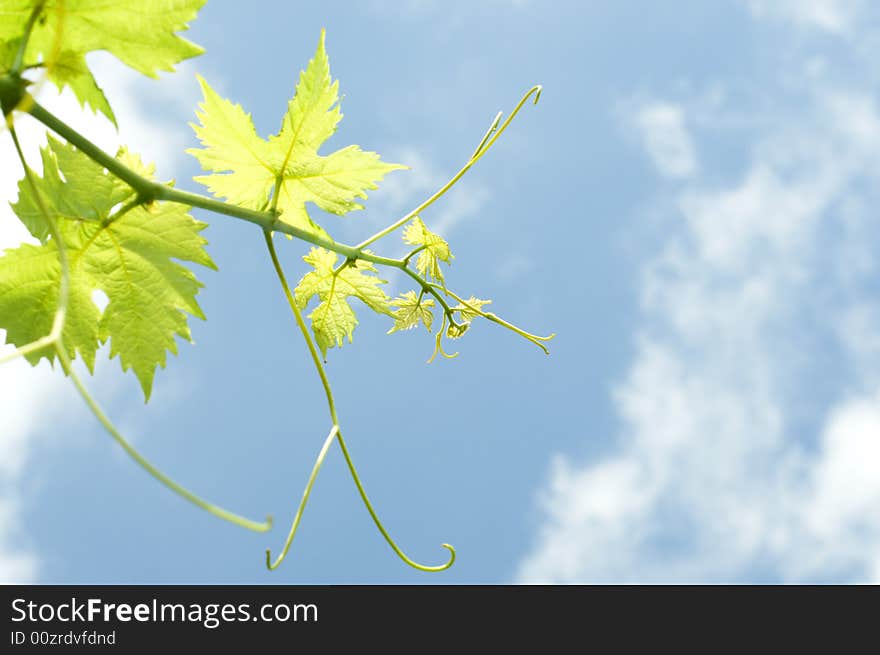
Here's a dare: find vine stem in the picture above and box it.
[20,99,520,336]
[4,0,63,122]
[263,231,455,572]
[0,334,57,365]
[263,230,338,423]
[10,2,46,75]
[6,121,272,535]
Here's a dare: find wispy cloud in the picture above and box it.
[632,102,697,179]
[747,0,865,34]
[518,4,880,583]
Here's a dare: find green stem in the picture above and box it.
[102,195,142,227]
[355,85,542,250]
[263,230,337,423]
[403,244,428,266]
[26,99,154,194]
[9,1,45,75]
[23,98,484,342]
[269,175,283,215]
[471,111,503,160]
[55,343,273,533]
[263,232,455,572]
[478,85,543,156]
[0,334,56,365]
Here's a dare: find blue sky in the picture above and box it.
[2,0,880,583]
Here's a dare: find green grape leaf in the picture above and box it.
[445,297,492,340]
[11,135,131,241]
[48,50,116,124]
[187,76,277,211]
[188,29,404,239]
[1,138,215,401]
[453,296,491,323]
[387,290,434,334]
[446,322,469,339]
[0,238,101,368]
[0,0,205,123]
[403,216,453,285]
[294,247,391,357]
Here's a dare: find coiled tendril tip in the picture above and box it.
[532,84,543,104]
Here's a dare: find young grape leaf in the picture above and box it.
[0,0,205,123]
[387,290,434,334]
[294,247,392,357]
[1,138,215,401]
[453,296,491,323]
[403,216,453,285]
[186,77,278,211]
[188,29,404,239]
[446,322,469,339]
[446,297,492,339]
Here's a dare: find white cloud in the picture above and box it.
[633,102,697,179]
[807,396,880,538]
[519,11,880,583]
[748,0,864,34]
[0,498,37,584]
[0,55,197,582]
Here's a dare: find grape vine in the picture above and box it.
[0,0,553,572]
